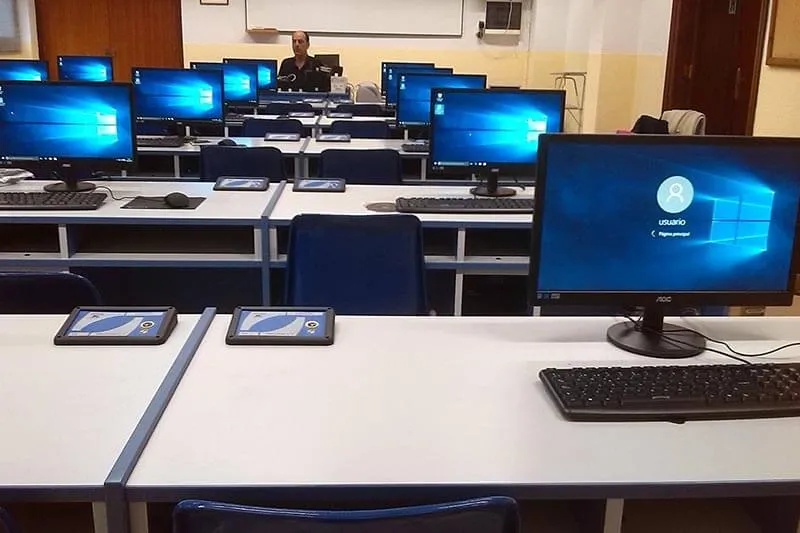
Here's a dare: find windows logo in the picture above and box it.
[709,190,775,251]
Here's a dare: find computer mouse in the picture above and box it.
[164,192,190,209]
[217,138,238,146]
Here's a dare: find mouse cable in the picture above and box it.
[93,185,136,201]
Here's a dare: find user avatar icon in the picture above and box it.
[657,176,694,214]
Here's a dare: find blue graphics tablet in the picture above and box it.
[214,177,270,191]
[293,178,346,192]
[226,307,335,345]
[54,307,178,345]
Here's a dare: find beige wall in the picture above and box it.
[753,60,800,137]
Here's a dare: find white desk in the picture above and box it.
[231,114,320,129]
[267,185,534,314]
[300,138,426,179]
[316,115,395,129]
[126,315,800,533]
[0,313,201,532]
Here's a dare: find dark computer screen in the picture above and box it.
[191,61,258,104]
[132,68,224,123]
[396,73,486,126]
[223,58,278,90]
[385,66,451,105]
[57,55,113,82]
[0,81,135,164]
[0,60,49,81]
[530,135,800,306]
[429,89,565,175]
[380,62,434,96]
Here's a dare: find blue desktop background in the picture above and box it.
[224,59,277,90]
[430,90,565,167]
[0,82,134,160]
[192,62,257,103]
[58,56,113,82]
[397,73,486,125]
[536,141,800,293]
[386,66,452,105]
[0,60,48,81]
[133,68,223,121]
[381,62,434,95]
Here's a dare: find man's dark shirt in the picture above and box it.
[278,55,324,91]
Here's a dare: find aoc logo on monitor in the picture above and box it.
[657,176,694,214]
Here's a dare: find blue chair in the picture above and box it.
[0,272,101,314]
[0,507,19,533]
[199,146,285,181]
[262,102,313,115]
[334,103,384,116]
[330,120,390,139]
[242,118,304,138]
[174,497,519,533]
[319,149,401,185]
[286,214,428,315]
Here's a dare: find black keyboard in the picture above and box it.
[136,136,186,148]
[395,197,534,214]
[0,191,107,211]
[401,142,429,153]
[540,363,800,422]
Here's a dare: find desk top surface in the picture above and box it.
[267,184,534,227]
[138,137,307,155]
[0,314,199,489]
[317,115,395,126]
[302,138,418,155]
[240,114,319,126]
[128,315,800,497]
[0,181,279,223]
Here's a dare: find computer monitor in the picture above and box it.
[396,72,487,127]
[132,67,224,124]
[315,54,340,68]
[0,59,49,81]
[223,58,278,91]
[428,88,565,196]
[380,62,434,97]
[57,55,113,82]
[0,81,135,192]
[386,66,452,106]
[529,134,800,359]
[190,62,258,106]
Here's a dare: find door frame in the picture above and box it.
[662,0,771,135]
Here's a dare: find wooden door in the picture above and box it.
[35,0,183,82]
[663,0,769,135]
[35,0,112,80]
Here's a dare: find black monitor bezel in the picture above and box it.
[427,88,566,179]
[396,72,487,127]
[223,58,278,91]
[132,66,225,125]
[0,80,136,174]
[56,55,114,82]
[386,66,453,106]
[380,62,435,97]
[190,61,258,106]
[528,133,800,309]
[0,59,49,81]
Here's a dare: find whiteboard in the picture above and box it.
[0,0,20,52]
[245,0,464,36]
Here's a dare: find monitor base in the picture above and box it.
[43,181,97,193]
[470,185,517,198]
[607,320,705,359]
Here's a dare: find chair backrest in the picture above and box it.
[0,507,19,533]
[286,214,427,315]
[263,102,313,115]
[174,497,519,533]
[0,272,101,314]
[355,81,381,103]
[330,120,390,139]
[660,109,706,135]
[199,146,285,181]
[241,118,303,137]
[319,149,401,184]
[334,103,384,116]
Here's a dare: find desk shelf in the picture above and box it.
[67,224,257,255]
[0,224,60,253]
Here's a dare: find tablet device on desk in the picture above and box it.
[289,111,315,118]
[293,178,346,192]
[264,133,302,141]
[327,112,353,119]
[214,177,270,191]
[54,307,178,346]
[226,307,335,345]
[317,133,351,142]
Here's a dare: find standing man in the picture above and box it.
[278,30,324,91]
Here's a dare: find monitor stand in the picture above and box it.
[606,307,706,359]
[43,170,97,193]
[471,168,516,198]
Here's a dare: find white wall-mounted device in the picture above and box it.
[482,1,523,36]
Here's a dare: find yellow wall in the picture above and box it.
[753,64,800,137]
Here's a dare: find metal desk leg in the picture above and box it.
[420,158,426,181]
[92,502,108,533]
[454,228,466,316]
[294,156,302,179]
[129,503,149,533]
[173,155,180,178]
[603,499,624,533]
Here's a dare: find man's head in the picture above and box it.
[292,31,310,58]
